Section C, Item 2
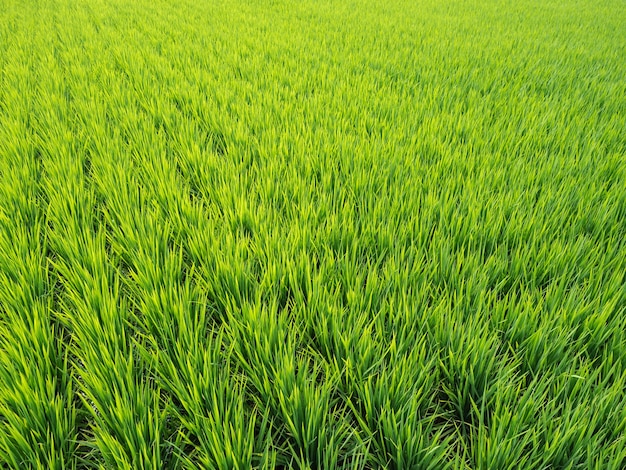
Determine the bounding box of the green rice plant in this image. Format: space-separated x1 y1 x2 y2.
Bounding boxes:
1 0 625 467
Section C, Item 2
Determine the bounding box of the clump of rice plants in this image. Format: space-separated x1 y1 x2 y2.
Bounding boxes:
1 0 625 468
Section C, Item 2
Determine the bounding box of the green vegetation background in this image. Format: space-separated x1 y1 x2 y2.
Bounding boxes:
0 0 625 468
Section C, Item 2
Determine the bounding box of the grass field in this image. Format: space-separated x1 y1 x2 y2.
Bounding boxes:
1 0 625 468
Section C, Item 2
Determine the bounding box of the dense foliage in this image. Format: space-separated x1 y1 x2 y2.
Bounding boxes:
1 0 625 468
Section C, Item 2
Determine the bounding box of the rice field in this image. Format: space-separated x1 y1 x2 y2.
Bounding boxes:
1 0 625 468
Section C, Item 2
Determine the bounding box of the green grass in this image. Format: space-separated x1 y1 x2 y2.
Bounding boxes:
1 0 625 468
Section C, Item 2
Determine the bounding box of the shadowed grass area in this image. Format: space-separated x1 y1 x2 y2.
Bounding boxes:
0 0 625 468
